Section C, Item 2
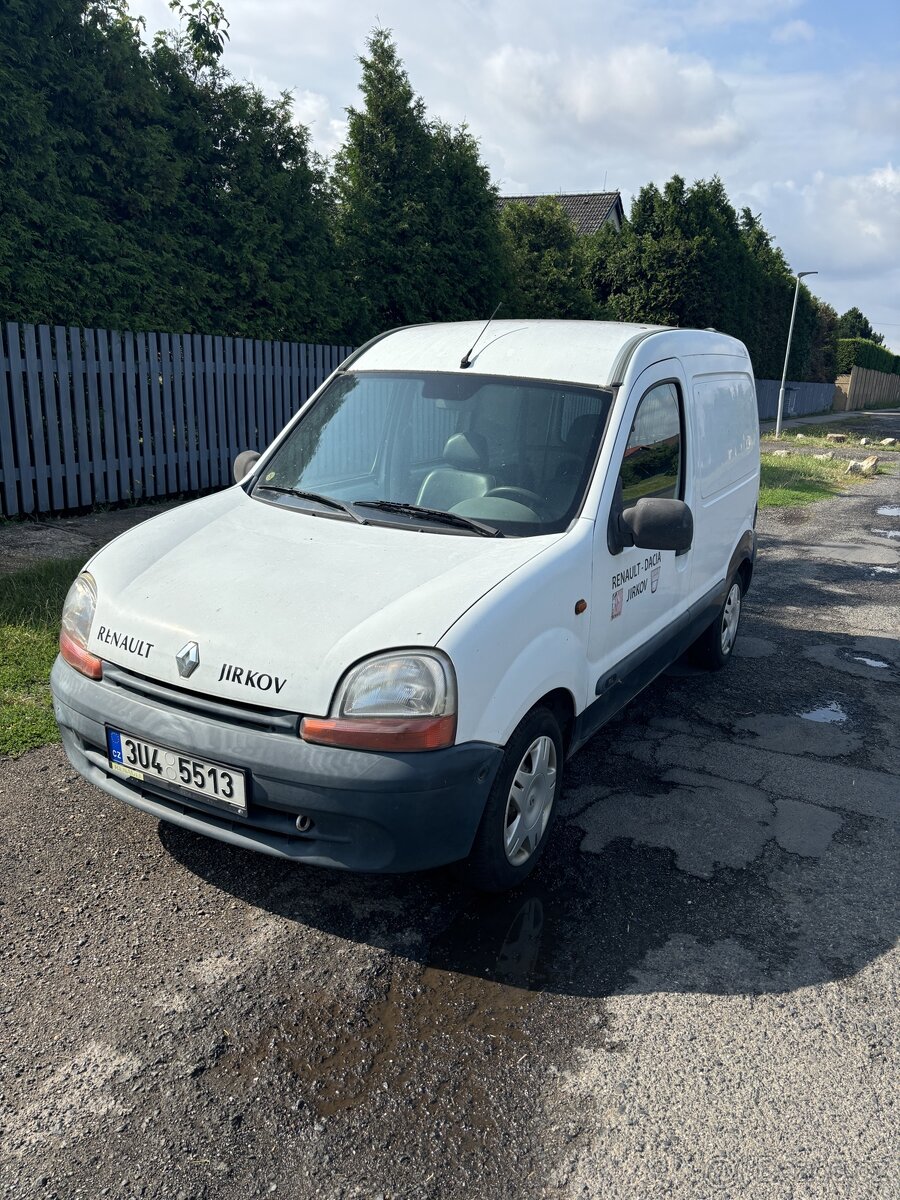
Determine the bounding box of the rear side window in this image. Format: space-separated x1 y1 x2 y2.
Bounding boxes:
620 382 682 503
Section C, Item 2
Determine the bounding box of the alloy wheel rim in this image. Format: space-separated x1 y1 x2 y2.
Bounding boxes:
721 582 742 654
503 735 557 866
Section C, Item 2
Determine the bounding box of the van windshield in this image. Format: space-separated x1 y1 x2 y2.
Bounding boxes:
252 371 614 537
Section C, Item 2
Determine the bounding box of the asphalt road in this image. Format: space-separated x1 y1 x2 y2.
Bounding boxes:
1 422 898 1200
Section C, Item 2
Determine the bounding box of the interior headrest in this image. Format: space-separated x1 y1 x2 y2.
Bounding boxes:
444 432 489 471
565 414 602 448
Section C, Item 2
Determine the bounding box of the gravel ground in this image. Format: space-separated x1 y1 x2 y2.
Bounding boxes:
1 417 898 1200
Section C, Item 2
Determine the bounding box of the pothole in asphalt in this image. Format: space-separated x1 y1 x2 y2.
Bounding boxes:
835 645 895 671
805 643 897 679
799 702 847 724
871 566 899 575
876 504 900 517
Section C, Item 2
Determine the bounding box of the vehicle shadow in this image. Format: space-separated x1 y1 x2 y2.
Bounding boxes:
160 603 899 1003
159 799 895 1000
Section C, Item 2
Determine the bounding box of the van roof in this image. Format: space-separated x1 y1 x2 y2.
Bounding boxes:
350 320 749 389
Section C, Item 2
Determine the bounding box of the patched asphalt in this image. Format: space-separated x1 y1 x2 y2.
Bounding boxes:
1 418 898 1200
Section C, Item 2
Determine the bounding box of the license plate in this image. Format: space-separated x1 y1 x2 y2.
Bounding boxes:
106 729 247 815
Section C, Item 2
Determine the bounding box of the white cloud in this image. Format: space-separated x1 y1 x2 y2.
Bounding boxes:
792 164 900 275
771 19 815 44
291 90 348 159
736 163 900 348
482 42 743 157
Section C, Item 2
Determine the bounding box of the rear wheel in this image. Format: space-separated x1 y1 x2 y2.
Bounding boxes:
465 706 563 892
691 575 743 670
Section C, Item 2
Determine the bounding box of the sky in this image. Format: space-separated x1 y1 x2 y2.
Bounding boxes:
134 0 900 351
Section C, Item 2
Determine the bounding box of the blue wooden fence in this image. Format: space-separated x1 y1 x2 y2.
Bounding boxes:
0 323 352 517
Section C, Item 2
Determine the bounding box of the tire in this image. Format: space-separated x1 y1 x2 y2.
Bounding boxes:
465 706 563 892
690 574 744 670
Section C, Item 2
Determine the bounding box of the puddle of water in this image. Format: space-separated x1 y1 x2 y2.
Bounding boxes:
799 702 848 724
852 656 890 669
876 505 900 518
871 566 899 575
872 528 900 540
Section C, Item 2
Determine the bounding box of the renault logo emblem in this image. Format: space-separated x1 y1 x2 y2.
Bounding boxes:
176 640 200 678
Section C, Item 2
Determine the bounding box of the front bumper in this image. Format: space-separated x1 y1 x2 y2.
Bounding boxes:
50 656 502 873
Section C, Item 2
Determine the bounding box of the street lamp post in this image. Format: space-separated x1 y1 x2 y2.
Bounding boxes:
775 269 818 439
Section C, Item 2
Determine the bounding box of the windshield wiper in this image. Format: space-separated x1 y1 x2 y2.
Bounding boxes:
355 500 503 538
254 485 366 524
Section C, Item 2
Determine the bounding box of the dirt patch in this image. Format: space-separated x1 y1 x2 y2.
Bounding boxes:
0 503 182 576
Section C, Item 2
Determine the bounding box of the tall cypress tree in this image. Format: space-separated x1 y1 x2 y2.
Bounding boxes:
333 30 435 340
333 29 508 341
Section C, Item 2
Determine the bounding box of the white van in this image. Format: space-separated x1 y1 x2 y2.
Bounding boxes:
52 320 759 890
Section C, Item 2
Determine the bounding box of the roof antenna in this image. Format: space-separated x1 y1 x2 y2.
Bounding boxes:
460 302 502 369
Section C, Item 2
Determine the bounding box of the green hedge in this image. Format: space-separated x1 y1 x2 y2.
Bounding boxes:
836 338 900 375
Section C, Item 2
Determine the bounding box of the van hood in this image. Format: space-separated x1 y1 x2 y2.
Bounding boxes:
86 488 556 714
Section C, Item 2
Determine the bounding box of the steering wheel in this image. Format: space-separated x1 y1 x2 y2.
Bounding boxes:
484 486 547 516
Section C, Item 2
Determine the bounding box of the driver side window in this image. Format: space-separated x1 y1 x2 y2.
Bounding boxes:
620 382 683 504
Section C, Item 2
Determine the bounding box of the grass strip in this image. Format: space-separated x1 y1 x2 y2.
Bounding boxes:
0 556 85 756
758 451 875 509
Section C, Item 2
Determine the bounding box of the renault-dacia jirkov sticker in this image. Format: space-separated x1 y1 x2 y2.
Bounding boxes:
610 552 663 618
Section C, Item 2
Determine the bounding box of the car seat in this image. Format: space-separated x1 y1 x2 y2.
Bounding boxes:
416 432 495 511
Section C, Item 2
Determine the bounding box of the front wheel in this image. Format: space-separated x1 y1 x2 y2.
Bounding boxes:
691 575 743 670
465 706 563 892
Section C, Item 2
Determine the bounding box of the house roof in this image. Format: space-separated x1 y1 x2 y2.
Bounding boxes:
498 191 624 235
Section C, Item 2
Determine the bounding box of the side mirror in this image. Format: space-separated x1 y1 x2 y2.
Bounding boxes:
620 498 693 553
608 477 693 554
233 450 261 484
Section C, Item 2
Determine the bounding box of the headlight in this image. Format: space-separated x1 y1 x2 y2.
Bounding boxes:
300 651 457 752
59 572 102 679
336 652 455 718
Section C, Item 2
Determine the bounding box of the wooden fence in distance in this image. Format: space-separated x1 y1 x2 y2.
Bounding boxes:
844 364 900 412
0 322 352 517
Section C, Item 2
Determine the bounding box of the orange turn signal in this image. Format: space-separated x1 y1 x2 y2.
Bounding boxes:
60 630 103 680
300 713 456 752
